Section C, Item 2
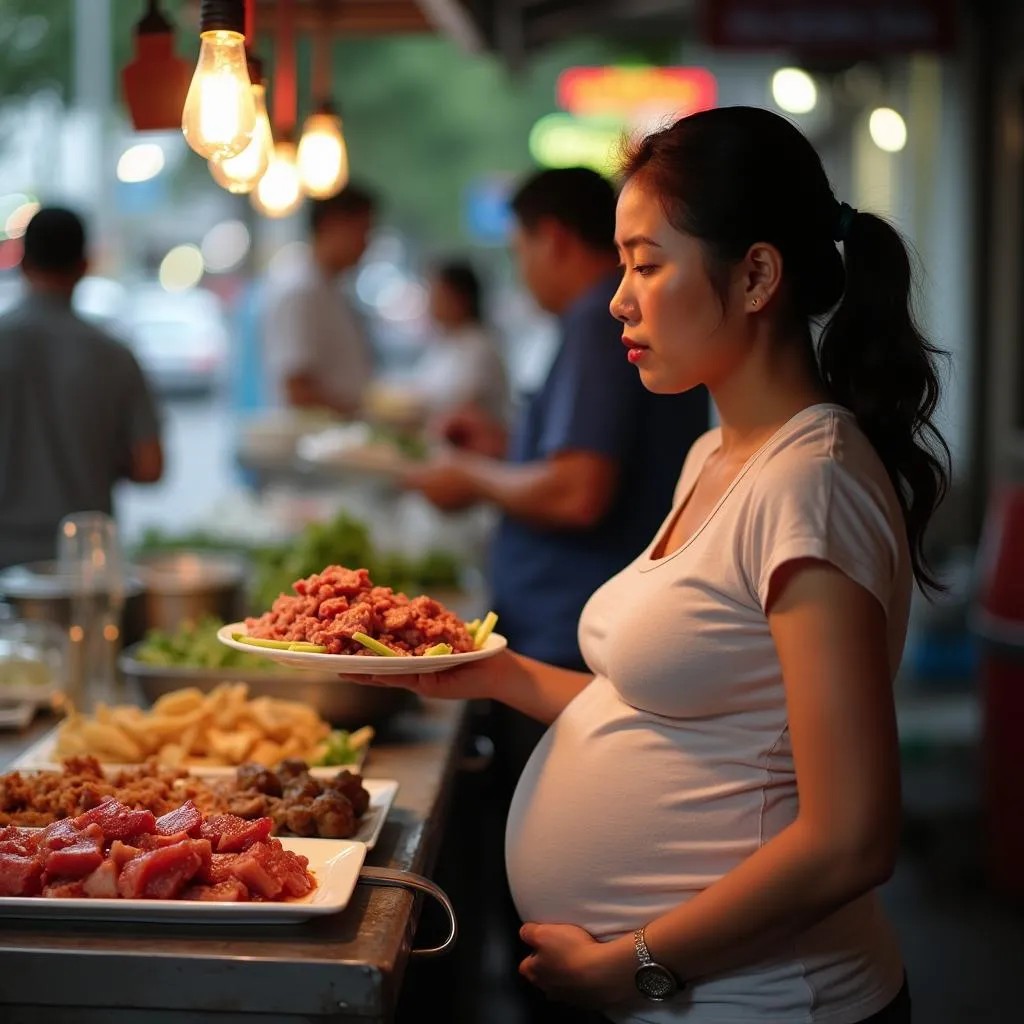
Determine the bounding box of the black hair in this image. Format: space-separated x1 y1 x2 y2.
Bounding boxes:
22 206 86 274
309 182 377 234
435 260 483 323
511 167 617 254
622 106 950 593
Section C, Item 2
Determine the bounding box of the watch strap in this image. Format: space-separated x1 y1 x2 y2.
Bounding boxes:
633 926 654 966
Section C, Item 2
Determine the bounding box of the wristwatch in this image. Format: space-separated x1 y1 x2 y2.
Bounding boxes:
633 927 681 1002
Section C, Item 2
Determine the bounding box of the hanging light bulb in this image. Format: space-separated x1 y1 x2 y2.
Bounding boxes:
251 139 303 218
297 102 349 199
181 1 256 159
209 56 273 194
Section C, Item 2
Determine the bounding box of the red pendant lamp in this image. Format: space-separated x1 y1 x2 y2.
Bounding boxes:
122 0 193 132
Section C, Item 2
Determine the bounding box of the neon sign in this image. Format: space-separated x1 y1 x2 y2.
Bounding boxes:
557 66 717 120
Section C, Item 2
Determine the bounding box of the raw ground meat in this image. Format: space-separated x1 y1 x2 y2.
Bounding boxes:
244 565 475 655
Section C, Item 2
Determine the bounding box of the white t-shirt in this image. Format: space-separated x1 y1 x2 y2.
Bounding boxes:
411 324 510 421
264 257 373 412
505 404 910 1024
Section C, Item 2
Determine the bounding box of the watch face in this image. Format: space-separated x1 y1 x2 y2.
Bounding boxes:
634 963 678 1001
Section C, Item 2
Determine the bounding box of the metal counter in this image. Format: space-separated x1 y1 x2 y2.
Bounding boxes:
0 700 469 1024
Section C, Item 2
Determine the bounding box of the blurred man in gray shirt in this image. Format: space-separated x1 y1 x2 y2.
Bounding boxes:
264 185 376 417
0 207 163 568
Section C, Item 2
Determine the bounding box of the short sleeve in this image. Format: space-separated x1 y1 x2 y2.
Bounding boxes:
120 348 161 446
537 304 639 460
745 454 901 615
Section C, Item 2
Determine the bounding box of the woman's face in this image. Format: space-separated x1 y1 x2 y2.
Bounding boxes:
610 179 749 395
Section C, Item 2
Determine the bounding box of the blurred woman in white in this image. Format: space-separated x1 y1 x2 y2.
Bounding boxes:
407 261 510 426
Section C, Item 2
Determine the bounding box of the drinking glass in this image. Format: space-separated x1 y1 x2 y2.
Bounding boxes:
56 511 126 710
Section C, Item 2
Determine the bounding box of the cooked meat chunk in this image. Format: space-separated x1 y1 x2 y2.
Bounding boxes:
235 764 282 797
273 759 310 782
284 804 318 837
326 771 370 818
310 793 356 839
282 775 322 803
226 793 270 819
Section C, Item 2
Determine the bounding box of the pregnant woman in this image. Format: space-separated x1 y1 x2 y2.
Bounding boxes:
366 107 946 1023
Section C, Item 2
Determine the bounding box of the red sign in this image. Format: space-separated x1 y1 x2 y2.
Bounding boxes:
702 0 956 53
557 67 717 119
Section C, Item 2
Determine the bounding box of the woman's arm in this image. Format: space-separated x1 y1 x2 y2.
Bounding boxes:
601 560 902 985
366 650 592 725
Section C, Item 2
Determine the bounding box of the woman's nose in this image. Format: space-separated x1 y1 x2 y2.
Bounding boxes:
610 286 637 325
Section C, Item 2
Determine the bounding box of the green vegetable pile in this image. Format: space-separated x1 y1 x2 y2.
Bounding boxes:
134 616 278 672
250 511 463 611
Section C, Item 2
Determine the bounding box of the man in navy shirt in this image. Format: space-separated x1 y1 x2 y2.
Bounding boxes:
409 167 708 670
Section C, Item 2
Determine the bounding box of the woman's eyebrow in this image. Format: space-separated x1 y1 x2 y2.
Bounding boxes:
616 235 662 251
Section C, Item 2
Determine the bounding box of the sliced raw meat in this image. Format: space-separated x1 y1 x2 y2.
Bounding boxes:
108 840 142 870
0 852 43 896
261 839 314 898
74 797 156 840
225 846 283 900
82 859 120 899
139 830 191 850
203 852 239 885
40 818 82 851
42 880 87 899
116 841 205 900
199 814 272 853
154 801 202 837
42 823 104 880
0 826 42 857
180 879 249 902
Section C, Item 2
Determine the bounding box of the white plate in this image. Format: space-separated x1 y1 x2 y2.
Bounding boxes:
0 838 366 924
350 778 398 850
8 724 367 776
218 623 507 675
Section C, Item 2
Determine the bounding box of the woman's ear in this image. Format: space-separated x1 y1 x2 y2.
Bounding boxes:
743 242 784 310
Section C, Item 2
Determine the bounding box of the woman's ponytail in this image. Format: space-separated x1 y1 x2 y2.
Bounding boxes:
818 210 951 593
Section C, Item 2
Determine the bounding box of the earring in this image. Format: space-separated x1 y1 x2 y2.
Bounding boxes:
751 297 760 308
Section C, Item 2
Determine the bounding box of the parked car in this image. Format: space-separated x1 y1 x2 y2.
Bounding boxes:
122 286 229 396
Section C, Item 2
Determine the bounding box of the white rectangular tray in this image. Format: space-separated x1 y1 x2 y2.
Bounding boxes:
9 724 367 776
0 838 366 924
351 778 398 850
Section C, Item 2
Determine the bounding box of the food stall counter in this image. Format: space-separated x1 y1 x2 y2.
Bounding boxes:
0 699 468 1024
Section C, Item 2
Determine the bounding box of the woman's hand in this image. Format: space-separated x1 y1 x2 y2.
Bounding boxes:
344 650 516 702
519 923 635 1010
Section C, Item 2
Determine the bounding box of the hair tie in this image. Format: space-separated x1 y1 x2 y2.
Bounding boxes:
834 201 857 242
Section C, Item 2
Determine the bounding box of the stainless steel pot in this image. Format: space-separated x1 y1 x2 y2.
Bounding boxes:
0 561 147 647
131 551 247 631
118 645 416 727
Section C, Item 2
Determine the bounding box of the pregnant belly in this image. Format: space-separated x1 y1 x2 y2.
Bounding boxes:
505 677 775 939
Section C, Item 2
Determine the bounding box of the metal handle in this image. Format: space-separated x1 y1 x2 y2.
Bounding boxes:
357 866 457 957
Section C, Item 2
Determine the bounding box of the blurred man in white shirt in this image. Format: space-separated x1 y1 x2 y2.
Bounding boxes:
264 185 377 417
